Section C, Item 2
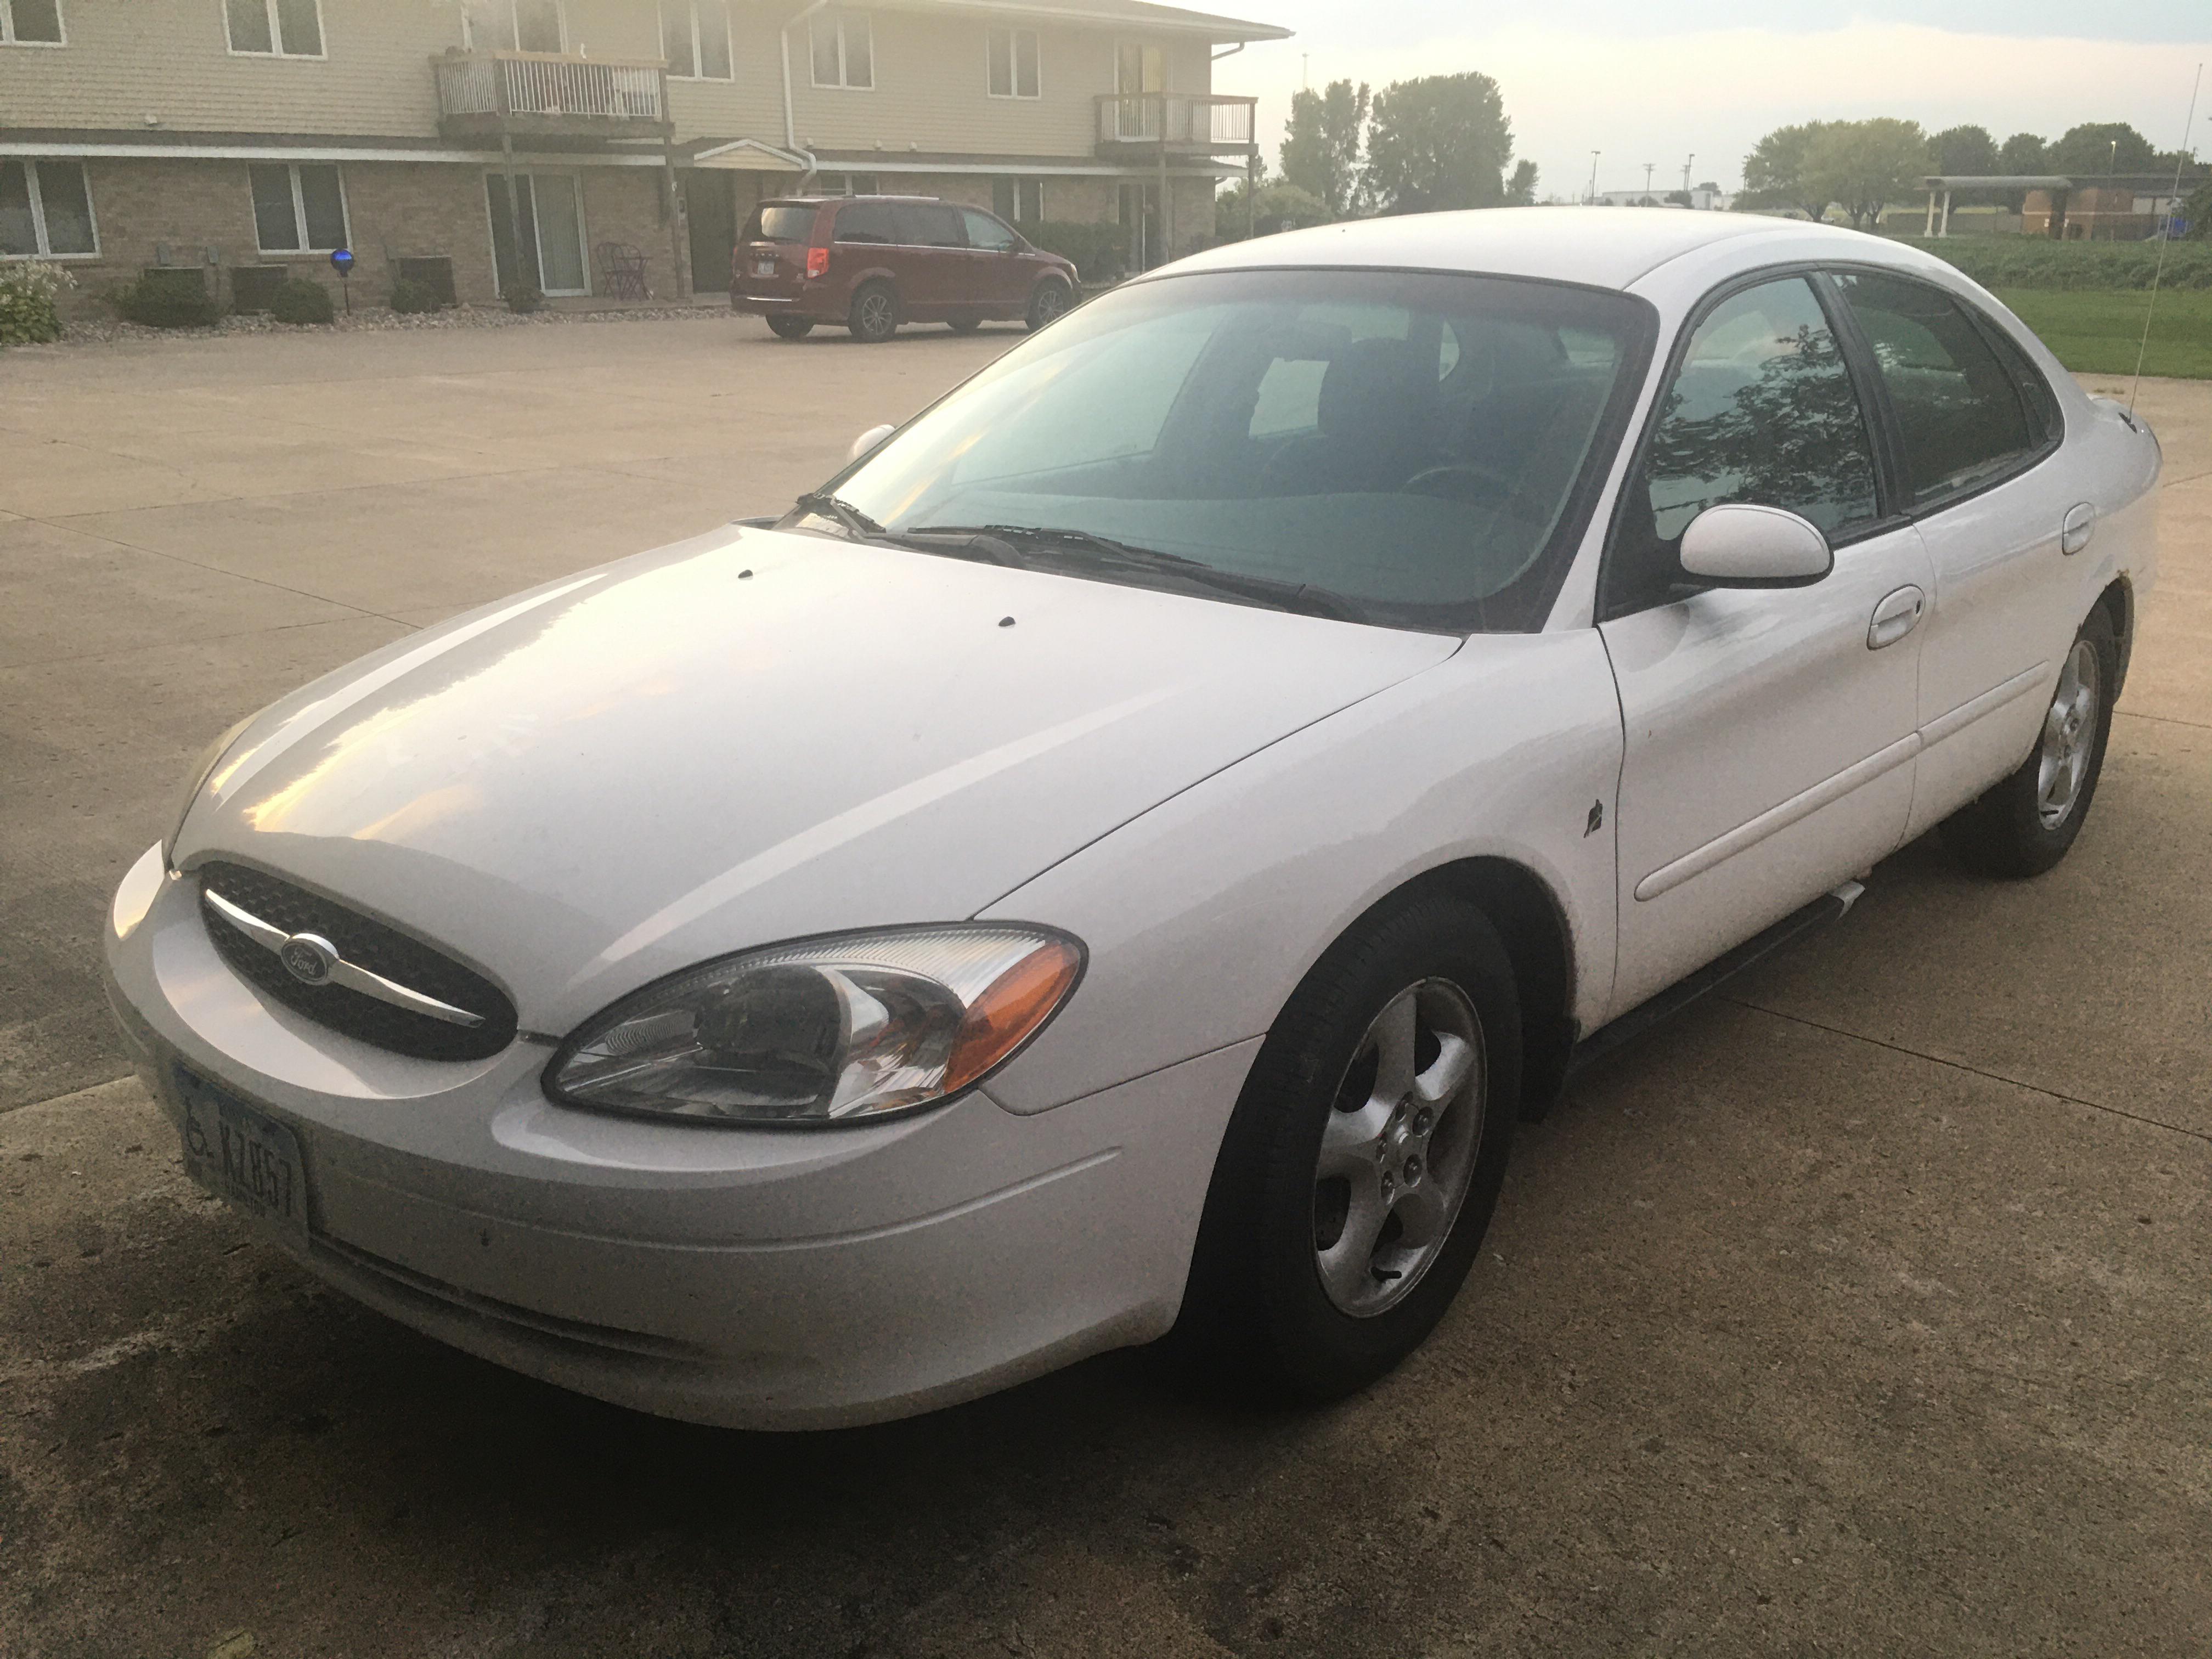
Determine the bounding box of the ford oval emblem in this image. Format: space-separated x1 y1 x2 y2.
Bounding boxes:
278 933 339 986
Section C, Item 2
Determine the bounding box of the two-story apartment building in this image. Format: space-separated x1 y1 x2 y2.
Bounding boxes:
1 0 1286 311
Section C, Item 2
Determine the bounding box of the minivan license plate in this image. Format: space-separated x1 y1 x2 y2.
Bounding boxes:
175 1067 310 1247
753 259 777 276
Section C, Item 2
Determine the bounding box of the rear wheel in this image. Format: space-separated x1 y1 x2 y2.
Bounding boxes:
765 315 814 341
848 282 898 344
1025 279 1073 332
1940 606 2118 878
1176 894 1521 1403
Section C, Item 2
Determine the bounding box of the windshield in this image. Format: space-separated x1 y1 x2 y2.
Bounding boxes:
828 268 1655 631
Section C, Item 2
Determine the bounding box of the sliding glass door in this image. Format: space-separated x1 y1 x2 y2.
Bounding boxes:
486 172 588 296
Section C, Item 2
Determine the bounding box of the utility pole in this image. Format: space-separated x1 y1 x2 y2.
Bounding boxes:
1301 53 1308 89
1587 150 1600 204
1642 162 1654 198
1683 153 1695 195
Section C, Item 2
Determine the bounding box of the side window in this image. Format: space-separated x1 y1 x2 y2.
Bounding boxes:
832 202 896 244
959 208 1017 252
894 204 965 247
1832 272 2037 505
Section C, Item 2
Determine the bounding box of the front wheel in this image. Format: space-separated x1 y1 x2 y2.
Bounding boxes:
847 282 898 343
1176 894 1522 1404
1940 605 2118 878
765 314 814 341
1025 279 1072 332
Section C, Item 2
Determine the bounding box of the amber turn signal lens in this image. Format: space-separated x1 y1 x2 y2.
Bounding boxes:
945 939 1083 1092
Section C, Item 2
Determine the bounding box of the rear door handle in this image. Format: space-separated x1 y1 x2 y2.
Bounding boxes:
1869 584 1927 650
2062 503 2095 555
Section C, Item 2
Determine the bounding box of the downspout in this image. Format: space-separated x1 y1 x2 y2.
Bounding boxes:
780 0 831 188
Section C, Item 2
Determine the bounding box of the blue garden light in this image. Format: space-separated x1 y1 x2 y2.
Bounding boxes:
330 246 354 314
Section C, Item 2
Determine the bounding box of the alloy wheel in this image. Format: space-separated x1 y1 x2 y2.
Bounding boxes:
2036 639 2101 829
1311 978 1486 1317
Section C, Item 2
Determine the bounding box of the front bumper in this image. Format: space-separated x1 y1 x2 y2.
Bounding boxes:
104 844 1258 1429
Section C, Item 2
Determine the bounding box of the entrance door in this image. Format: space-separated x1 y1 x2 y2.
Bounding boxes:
684 173 737 295
1599 273 1933 1016
486 172 588 296
1118 180 1160 271
1115 42 1164 138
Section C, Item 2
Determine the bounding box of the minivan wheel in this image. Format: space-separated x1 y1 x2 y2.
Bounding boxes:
1939 605 2118 879
765 315 814 340
1175 894 1522 1404
848 283 899 343
1025 279 1072 332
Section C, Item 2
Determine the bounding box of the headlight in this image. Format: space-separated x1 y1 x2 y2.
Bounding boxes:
544 926 1084 1126
163 714 257 865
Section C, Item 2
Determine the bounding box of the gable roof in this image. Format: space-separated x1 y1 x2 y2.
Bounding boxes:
866 0 1293 42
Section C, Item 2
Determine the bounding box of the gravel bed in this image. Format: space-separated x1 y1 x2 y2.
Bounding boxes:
52 303 737 347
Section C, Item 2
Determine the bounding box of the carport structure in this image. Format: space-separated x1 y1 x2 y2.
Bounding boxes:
1919 174 2070 236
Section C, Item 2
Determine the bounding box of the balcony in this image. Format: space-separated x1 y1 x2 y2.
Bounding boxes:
433 51 671 143
1094 93 1258 160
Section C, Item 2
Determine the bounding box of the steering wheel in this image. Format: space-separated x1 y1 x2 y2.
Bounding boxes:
1398 462 1548 524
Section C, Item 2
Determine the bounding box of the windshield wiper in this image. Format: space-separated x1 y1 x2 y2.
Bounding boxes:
791 493 885 541
909 524 1357 622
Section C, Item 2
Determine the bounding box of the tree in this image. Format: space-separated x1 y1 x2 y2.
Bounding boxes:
1741 122 1832 222
2183 178 2212 241
1997 132 2049 173
1279 79 1369 219
1217 178 1330 236
1802 117 1928 230
1505 159 1538 206
1929 123 1998 177
1666 189 1694 207
2049 122 2158 175
1362 72 1516 215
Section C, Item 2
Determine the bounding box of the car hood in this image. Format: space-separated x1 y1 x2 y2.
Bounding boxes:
177 527 1459 1034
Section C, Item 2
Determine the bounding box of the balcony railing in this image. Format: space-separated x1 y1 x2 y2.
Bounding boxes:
433 51 669 138
1094 93 1258 155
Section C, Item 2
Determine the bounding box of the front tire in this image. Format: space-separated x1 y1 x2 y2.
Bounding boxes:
765 314 814 341
1940 605 2118 878
847 281 898 343
1025 279 1072 332
1176 894 1522 1404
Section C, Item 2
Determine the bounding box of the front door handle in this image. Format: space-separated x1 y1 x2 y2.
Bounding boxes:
2062 503 2096 555
1869 584 1927 650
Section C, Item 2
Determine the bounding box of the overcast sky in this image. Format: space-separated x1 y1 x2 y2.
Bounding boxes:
1221 2 2211 198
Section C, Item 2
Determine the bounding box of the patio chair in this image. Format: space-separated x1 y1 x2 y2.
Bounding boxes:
595 242 650 301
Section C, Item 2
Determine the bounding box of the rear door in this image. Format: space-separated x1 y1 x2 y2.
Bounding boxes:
956 207 1032 314
1600 272 1934 1017
736 201 820 302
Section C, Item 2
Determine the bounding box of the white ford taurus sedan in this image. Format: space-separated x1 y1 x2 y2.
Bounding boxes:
105 209 2160 1429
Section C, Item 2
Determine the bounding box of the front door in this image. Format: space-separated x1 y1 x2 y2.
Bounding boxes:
486 172 587 296
1119 180 1160 271
955 207 1030 312
684 172 737 295
1600 272 1934 1016
1115 42 1164 138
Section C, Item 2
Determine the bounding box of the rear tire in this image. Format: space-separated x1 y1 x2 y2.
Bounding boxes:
847 282 898 343
1025 279 1073 332
765 315 814 341
1940 605 2118 879
1175 893 1521 1404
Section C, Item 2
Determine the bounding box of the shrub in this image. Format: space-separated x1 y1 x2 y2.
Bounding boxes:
505 282 545 314
268 277 335 324
111 270 223 329
1019 221 1130 284
0 260 74 346
1888 235 2212 291
388 276 442 314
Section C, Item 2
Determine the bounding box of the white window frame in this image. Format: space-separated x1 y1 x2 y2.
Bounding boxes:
809 11 871 91
461 0 565 52
994 176 1045 221
225 0 327 59
1 158 99 259
660 0 731 80
482 170 590 298
984 26 1039 99
251 161 350 255
0 0 67 47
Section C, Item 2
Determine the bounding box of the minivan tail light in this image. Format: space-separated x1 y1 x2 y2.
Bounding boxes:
805 247 830 279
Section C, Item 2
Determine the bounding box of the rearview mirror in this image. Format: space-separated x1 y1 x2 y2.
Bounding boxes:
849 424 896 464
1679 504 1832 588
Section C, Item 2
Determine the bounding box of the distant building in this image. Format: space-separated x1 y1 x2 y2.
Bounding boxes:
1922 173 2206 240
1589 186 1734 211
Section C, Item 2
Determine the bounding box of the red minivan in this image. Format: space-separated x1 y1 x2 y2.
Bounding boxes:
731 195 1080 343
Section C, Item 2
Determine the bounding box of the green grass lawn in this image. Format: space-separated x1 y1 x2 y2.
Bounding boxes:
1995 287 2212 380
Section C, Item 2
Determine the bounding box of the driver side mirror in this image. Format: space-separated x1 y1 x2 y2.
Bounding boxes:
849 423 896 464
1678 503 1833 588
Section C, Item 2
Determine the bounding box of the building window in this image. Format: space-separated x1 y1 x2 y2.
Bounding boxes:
225 0 324 58
250 162 349 253
818 172 878 196
809 11 871 89
0 159 96 256
985 27 1038 98
992 177 1045 222
0 0 65 46
462 0 562 53
662 0 730 78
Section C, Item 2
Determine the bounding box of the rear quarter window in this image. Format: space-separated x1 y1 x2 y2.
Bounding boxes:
748 205 819 243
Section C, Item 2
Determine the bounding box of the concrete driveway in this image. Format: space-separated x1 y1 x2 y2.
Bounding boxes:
2 320 2207 1658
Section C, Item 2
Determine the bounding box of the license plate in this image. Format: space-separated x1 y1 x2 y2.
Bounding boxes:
175 1066 311 1247
753 259 777 276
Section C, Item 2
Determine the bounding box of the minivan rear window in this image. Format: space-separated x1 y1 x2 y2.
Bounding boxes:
749 205 817 244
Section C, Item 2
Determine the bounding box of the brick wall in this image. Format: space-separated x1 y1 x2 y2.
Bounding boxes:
343 162 500 304
578 168 687 300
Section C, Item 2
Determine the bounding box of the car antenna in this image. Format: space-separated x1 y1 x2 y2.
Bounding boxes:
2130 60 2203 418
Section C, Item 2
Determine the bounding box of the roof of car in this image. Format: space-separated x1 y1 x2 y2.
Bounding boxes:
1169 206 1923 292
763 195 945 207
